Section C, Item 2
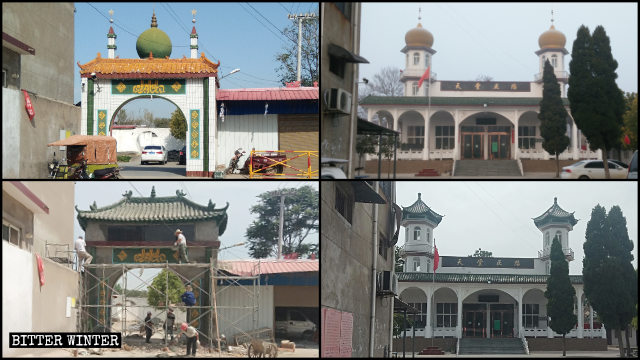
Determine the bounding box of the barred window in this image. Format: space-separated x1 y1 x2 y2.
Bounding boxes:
378 232 388 260
408 302 428 329
414 227 421 241
436 303 458 328
523 304 540 328
413 257 421 272
518 126 537 149
407 126 424 146
435 126 455 150
335 186 353 224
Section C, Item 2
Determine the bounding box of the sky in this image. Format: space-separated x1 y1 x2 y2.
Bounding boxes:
74 2 318 118
74 181 318 289
360 2 638 94
396 181 638 276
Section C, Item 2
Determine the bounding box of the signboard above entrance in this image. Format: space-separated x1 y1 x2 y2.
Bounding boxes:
112 248 181 264
111 79 186 95
440 81 531 92
441 256 534 269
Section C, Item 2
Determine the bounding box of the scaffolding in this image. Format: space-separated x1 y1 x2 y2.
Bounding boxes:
78 259 265 355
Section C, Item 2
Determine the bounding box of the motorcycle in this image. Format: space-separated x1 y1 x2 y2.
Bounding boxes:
68 159 91 179
48 157 61 179
225 149 246 174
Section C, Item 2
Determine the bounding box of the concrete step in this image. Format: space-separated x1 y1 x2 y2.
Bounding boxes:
454 160 521 176
458 338 526 355
415 168 440 176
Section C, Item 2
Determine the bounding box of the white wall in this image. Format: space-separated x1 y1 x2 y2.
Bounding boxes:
2 242 34 357
2 88 21 178
215 114 278 169
216 284 274 341
111 128 185 153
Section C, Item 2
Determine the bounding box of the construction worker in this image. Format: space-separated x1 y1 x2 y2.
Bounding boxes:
163 307 176 343
174 229 189 263
75 236 92 273
177 322 199 356
144 312 153 343
181 284 196 324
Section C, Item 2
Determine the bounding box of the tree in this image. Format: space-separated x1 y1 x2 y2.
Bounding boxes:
246 186 318 259
147 269 186 310
275 14 318 87
475 74 493 82
539 60 570 177
583 205 637 358
395 247 405 273
366 66 404 96
568 25 624 178
169 109 187 141
621 92 637 150
153 117 170 128
115 109 128 125
544 235 577 357
355 134 378 175
470 248 493 257
393 313 414 338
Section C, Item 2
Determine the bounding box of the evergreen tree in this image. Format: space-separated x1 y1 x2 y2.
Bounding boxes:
583 205 636 357
622 93 637 150
545 235 577 356
169 109 187 141
147 269 186 310
539 60 570 177
568 26 624 178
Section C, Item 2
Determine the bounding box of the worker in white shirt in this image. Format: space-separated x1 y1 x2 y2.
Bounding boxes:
75 235 93 273
174 229 189 263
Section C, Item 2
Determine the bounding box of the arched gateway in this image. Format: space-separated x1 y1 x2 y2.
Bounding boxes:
75 187 228 345
78 11 220 176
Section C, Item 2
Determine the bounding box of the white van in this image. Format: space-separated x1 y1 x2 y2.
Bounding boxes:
275 308 316 339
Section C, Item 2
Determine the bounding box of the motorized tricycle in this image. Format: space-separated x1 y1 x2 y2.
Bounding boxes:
225 148 286 175
47 135 120 179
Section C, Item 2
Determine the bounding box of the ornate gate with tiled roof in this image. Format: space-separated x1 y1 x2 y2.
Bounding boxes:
77 11 221 177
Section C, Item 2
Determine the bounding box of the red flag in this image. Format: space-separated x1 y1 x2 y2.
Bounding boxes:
36 254 45 286
22 90 35 121
433 244 439 272
624 134 630 145
418 66 430 88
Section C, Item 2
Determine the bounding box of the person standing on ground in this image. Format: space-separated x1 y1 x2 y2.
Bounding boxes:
163 307 176 343
75 236 93 273
177 322 199 356
144 311 153 343
174 229 189 263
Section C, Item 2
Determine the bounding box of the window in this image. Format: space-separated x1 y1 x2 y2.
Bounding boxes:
412 82 419 95
2 222 22 249
407 303 428 329
518 126 537 149
426 228 430 242
435 126 455 150
407 126 424 146
335 186 353 224
329 55 345 78
413 257 420 272
414 227 421 241
436 303 458 328
333 3 352 20
425 54 430 68
378 232 388 260
545 232 549 247
523 304 540 328
413 52 420 65
551 55 557 68
555 231 562 244
584 161 604 169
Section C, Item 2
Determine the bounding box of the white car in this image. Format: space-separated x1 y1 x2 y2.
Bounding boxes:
321 157 348 179
141 145 168 165
560 160 628 179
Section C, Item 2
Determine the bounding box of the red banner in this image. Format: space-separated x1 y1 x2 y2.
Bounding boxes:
22 90 35 121
433 245 440 272
36 254 45 286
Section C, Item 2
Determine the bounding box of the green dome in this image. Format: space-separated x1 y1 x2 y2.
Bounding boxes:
136 11 172 59
136 28 172 59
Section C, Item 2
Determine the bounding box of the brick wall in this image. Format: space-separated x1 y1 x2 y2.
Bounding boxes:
392 337 457 354
526 337 607 351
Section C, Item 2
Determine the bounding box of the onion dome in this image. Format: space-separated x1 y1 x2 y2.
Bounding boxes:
538 24 566 49
405 23 434 48
402 192 443 226
532 197 577 228
136 11 172 59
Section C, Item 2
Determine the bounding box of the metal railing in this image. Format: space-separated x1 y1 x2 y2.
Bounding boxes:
248 150 318 179
45 241 77 269
534 71 569 81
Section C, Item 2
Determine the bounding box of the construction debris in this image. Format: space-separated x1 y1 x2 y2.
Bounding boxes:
280 340 296 352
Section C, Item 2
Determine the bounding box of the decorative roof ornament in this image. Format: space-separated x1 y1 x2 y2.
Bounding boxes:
109 9 114 24
176 189 187 197
90 201 98 211
123 190 133 200
551 9 554 25
192 9 197 24
418 6 422 23
150 186 156 198
151 9 158 28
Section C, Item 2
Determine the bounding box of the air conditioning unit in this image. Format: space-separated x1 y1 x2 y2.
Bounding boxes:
325 88 352 114
377 270 398 296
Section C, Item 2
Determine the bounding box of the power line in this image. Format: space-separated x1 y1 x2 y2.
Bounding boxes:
237 3 291 46
245 2 296 45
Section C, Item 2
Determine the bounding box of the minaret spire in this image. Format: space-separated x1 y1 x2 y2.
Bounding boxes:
418 6 422 23
107 9 117 59
151 10 158 28
190 9 199 59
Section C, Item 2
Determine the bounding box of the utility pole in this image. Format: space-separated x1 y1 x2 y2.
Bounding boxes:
287 12 316 82
275 189 297 259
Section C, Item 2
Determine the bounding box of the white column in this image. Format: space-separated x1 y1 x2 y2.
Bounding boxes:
426 291 433 338
577 290 584 338
518 292 524 338
589 305 594 338
513 110 519 160
422 110 430 160
392 109 400 132
571 118 578 159
456 295 463 339
453 111 460 160
486 303 490 338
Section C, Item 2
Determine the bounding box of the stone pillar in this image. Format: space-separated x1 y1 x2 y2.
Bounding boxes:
571 118 578 159
393 109 400 132
422 110 430 160
426 291 433 338
453 111 460 160
456 296 463 339
518 292 524 338
513 110 519 160
577 290 584 338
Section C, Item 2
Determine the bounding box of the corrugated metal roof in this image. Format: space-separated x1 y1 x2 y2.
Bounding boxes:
532 197 577 228
398 272 583 284
77 53 220 79
217 88 319 101
218 259 318 276
360 95 570 106
76 192 228 232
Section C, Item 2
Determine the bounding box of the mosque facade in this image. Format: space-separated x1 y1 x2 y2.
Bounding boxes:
396 193 606 341
360 14 602 162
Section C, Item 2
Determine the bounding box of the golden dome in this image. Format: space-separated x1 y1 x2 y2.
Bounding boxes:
538 24 566 49
405 23 434 48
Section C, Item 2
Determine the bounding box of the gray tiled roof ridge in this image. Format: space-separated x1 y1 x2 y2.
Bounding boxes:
76 195 229 215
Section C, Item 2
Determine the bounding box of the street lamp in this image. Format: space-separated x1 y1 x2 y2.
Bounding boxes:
219 68 240 80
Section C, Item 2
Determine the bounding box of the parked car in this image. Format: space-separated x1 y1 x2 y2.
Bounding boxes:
141 145 167 165
608 159 628 169
560 160 628 179
628 150 638 179
275 308 316 340
321 158 347 179
178 146 186 165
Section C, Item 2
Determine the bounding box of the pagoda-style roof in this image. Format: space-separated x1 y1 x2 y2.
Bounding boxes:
76 188 228 234
77 52 220 79
399 272 584 284
532 197 577 228
402 192 443 225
